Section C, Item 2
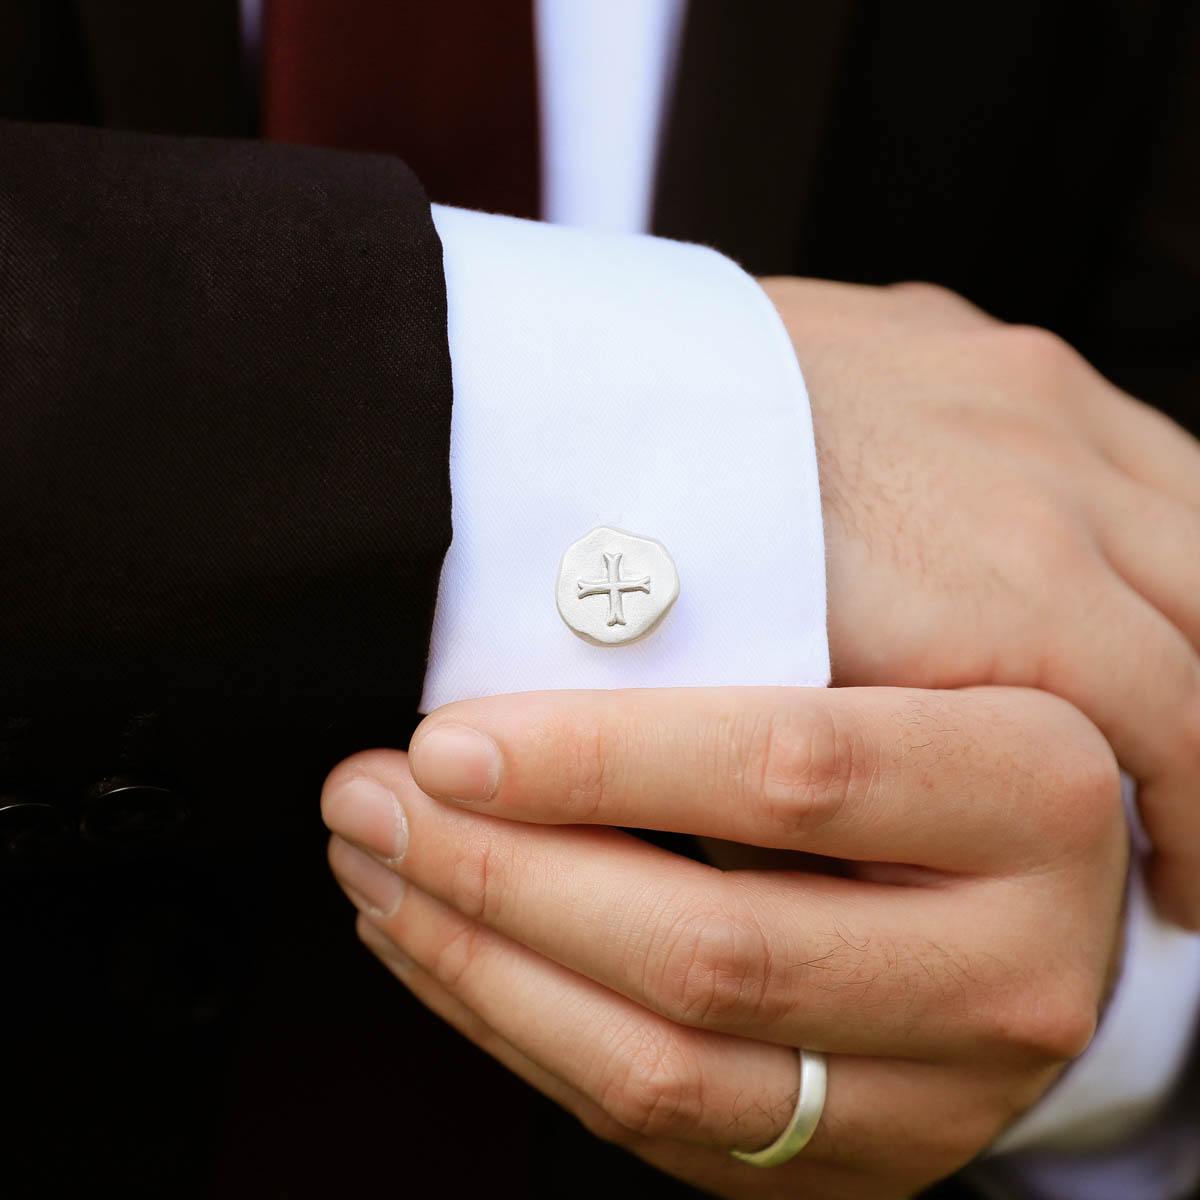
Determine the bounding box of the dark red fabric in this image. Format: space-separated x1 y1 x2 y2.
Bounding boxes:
261 0 540 218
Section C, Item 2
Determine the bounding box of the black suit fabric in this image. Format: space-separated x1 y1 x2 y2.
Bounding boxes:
1 119 452 829
656 0 1200 438
1 41 458 1198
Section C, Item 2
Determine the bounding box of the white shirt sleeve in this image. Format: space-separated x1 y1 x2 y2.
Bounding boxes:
419 204 829 709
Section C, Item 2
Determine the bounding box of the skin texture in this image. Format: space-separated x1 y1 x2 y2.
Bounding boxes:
759 278 1200 926
322 281 1197 1192
323 685 1127 1200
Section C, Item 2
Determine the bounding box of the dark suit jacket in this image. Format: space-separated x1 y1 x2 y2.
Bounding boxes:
2 3 1197 1197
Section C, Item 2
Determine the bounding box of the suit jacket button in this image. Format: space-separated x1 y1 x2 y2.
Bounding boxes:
0 799 76 861
81 781 189 846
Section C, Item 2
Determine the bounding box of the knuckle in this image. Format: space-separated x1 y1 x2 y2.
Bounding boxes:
995 324 1097 406
1014 490 1085 556
1027 698 1122 845
890 281 994 326
1060 740 1123 841
1045 990 1101 1062
989 972 1099 1064
889 279 961 308
1001 323 1078 373
748 705 867 842
649 898 774 1030
446 830 507 924
542 710 610 821
991 489 1093 589
426 915 490 993
597 1024 704 1141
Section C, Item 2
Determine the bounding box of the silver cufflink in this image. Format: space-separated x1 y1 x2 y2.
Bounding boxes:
556 526 679 646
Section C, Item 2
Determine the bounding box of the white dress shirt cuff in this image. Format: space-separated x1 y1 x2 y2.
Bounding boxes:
421 205 829 710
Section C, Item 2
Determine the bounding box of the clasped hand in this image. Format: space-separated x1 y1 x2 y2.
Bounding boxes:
323 685 1126 1199
322 277 1200 1195
764 278 1200 925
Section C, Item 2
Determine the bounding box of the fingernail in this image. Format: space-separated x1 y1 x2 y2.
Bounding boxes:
337 841 407 917
411 724 500 803
324 777 408 860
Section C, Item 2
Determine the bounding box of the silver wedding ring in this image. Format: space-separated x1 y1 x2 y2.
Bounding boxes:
730 1049 827 1168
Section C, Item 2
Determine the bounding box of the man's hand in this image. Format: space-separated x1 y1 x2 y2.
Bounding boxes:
322 686 1127 1199
760 278 1200 926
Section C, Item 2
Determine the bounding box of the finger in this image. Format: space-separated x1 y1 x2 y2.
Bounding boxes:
1080 470 1200 649
340 862 1031 1192
406 686 1082 872
329 838 805 1156
324 765 1075 1059
1031 577 1200 926
1090 389 1200 511
353 914 899 1200
354 914 614 1133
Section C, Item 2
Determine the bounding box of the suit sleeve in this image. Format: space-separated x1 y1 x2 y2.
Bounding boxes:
0 119 452 842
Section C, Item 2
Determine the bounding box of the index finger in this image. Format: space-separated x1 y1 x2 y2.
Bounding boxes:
408 685 1116 873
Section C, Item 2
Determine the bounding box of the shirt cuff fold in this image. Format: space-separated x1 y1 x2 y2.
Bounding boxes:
421 205 829 710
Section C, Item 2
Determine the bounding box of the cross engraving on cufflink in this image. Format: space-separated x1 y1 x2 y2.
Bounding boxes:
576 552 651 626
557 527 678 646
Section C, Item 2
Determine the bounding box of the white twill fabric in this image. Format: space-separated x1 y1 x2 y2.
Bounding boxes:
420 204 830 709
536 0 686 234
